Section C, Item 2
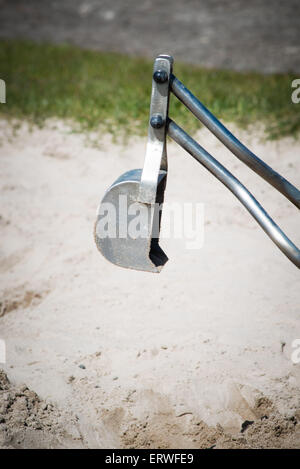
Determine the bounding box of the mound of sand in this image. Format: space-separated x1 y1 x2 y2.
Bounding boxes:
1 369 299 449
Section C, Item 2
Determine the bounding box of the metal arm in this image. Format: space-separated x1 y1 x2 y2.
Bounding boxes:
168 119 300 268
138 55 173 204
170 75 300 209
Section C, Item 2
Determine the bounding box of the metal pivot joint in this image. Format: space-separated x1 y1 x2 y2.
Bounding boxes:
95 55 300 272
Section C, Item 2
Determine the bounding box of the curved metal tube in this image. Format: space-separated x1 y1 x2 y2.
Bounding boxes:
170 75 300 209
168 119 300 268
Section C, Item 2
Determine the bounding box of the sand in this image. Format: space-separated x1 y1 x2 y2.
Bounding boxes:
0 119 299 448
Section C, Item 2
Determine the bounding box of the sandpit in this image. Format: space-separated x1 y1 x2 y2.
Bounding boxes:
0 120 299 448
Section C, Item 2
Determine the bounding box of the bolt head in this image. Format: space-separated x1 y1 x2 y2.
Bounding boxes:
150 114 164 129
153 70 168 84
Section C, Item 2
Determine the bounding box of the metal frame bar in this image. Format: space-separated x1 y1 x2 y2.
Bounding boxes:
168 119 300 268
170 75 300 209
138 55 173 204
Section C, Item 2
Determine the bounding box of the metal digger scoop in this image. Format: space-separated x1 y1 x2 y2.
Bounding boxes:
95 55 300 272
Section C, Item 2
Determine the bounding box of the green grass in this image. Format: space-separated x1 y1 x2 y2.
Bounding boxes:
0 40 299 139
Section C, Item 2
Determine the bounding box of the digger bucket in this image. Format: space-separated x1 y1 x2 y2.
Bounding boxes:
94 168 167 272
95 55 300 272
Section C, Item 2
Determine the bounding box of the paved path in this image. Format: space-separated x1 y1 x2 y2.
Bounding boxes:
1 0 300 73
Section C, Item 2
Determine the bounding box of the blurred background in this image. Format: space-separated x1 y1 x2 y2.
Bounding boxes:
1 0 300 73
1 0 300 138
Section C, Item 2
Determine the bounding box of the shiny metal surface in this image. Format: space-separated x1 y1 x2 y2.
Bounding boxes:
138 55 173 204
168 119 300 268
94 169 168 272
170 74 300 209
